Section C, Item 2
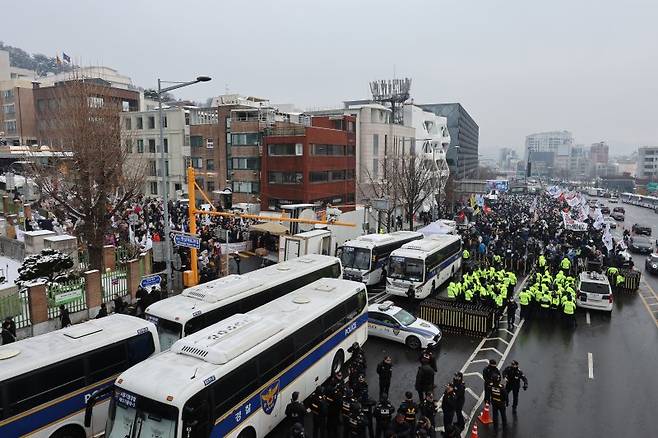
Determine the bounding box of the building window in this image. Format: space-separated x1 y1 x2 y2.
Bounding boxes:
149 182 158 195
232 157 260 170
124 138 133 153
37 99 46 112
268 143 303 156
309 171 329 183
136 117 143 129
232 181 260 193
185 112 190 125
373 134 379 155
268 172 303 184
137 139 144 153
191 135 203 148
174 183 182 192
162 116 167 128
206 159 215 170
165 160 169 176
4 120 17 133
148 139 156 153
184 135 190 147
163 138 168 153
206 181 215 192
206 138 214 149
226 133 232 144
124 117 132 130
372 158 379 178
231 132 260 145
346 169 355 180
311 144 355 156
330 170 346 181
191 157 203 169
148 160 157 176
148 116 155 129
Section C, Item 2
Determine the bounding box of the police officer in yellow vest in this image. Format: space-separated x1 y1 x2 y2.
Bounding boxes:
560 257 571 273
563 299 576 328
519 289 530 320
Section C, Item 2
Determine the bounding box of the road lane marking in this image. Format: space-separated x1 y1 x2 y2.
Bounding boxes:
586 311 591 325
588 352 594 379
485 337 510 345
638 281 658 329
480 347 504 356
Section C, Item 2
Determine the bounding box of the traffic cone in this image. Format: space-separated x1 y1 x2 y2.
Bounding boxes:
478 402 493 424
470 423 479 438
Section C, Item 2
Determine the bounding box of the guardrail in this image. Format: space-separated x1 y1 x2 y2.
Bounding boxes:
606 268 641 291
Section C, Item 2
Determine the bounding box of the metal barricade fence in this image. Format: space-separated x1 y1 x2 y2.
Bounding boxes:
418 298 497 337
0 288 31 329
47 278 87 319
606 268 641 292
102 268 129 303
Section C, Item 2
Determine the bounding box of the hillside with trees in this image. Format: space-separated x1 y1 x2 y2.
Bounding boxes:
0 41 72 76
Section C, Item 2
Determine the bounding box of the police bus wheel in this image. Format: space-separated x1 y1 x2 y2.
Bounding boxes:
331 349 345 374
52 425 85 438
237 427 257 438
405 336 421 350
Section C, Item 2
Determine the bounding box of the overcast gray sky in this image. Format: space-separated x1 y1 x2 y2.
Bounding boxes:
3 0 657 155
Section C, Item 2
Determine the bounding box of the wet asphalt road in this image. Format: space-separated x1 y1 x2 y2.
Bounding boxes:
269 199 658 438
474 199 658 438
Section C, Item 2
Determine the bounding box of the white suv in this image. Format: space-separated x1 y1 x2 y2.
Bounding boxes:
576 271 613 312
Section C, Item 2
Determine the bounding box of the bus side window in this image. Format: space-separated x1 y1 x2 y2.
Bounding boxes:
127 333 156 366
88 343 127 382
331 262 341 278
183 389 212 437
213 359 259 421
185 316 203 336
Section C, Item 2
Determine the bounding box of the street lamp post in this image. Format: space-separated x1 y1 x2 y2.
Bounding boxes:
157 76 211 295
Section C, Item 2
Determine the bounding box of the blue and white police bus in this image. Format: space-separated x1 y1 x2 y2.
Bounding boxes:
0 314 159 438
145 254 342 349
386 235 462 299
98 278 367 438
338 231 423 286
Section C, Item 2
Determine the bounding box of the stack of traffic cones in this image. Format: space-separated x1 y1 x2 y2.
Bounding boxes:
478 402 493 424
470 423 479 438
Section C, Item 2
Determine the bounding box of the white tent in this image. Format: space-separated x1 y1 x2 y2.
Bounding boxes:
418 220 454 237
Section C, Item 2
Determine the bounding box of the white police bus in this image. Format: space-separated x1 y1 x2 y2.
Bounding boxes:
0 314 159 438
338 231 423 285
99 277 367 438
386 235 462 299
145 254 342 349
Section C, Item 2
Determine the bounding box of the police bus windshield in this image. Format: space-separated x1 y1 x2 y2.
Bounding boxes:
388 256 424 282
339 246 371 270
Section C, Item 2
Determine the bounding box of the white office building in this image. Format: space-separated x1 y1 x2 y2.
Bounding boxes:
637 147 658 179
122 107 191 199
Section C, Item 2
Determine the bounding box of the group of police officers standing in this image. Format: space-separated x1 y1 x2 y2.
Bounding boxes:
285 342 529 438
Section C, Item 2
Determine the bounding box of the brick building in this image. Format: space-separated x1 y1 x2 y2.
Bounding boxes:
34 78 139 146
261 115 356 211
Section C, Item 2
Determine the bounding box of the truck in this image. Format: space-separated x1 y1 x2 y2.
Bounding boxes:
278 228 335 262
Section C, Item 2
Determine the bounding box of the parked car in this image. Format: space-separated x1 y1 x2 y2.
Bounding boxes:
632 223 652 236
613 206 625 214
611 211 625 221
645 253 658 275
609 196 619 203
603 217 617 229
629 236 653 254
601 206 611 215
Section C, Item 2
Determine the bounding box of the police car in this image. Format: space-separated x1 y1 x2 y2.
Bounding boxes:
367 301 442 349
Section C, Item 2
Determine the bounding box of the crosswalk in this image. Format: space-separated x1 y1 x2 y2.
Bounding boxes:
638 279 658 329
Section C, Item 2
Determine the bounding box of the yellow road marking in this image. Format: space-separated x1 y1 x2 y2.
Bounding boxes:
638 280 658 329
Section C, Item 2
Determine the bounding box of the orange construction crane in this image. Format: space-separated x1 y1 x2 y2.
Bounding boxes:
184 167 355 286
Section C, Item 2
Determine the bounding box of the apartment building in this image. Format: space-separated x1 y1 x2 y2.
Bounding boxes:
261 115 357 211
637 147 658 179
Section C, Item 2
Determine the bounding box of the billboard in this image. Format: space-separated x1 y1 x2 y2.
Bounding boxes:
486 179 509 193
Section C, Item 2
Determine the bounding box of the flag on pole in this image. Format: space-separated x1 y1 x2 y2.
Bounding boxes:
62 52 71 63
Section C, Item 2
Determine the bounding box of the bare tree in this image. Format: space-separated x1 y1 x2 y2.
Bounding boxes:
357 159 401 232
29 79 145 270
391 154 436 230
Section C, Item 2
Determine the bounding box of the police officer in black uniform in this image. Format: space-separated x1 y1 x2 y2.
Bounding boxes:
342 387 357 438
308 387 328 438
419 391 438 428
325 371 343 438
452 372 466 430
482 359 501 402
376 356 393 399
489 374 508 432
285 391 307 431
348 402 368 438
398 391 417 435
373 393 394 438
502 360 528 413
353 374 369 403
